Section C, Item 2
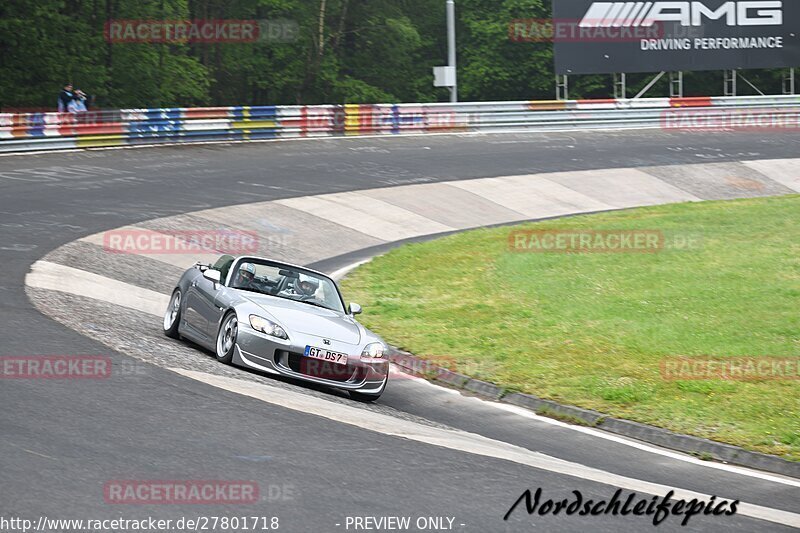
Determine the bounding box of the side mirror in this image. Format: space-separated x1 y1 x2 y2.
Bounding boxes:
203 269 222 284
349 303 362 315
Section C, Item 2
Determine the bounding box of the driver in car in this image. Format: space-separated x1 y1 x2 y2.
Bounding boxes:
232 262 257 288
297 279 319 299
279 277 319 300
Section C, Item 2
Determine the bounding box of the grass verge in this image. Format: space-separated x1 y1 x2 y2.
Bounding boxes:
341 196 800 460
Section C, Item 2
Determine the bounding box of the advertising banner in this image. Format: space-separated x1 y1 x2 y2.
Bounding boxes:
553 1 800 74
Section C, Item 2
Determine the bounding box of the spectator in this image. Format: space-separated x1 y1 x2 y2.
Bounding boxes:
58 83 74 112
68 90 88 112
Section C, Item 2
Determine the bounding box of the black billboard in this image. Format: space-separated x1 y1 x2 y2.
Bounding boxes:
553 0 800 74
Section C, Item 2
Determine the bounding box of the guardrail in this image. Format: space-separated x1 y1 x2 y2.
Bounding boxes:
2 95 799 153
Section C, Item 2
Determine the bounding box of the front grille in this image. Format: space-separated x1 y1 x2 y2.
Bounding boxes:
283 351 362 383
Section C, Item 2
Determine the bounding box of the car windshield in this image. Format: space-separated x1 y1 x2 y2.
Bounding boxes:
228 259 345 313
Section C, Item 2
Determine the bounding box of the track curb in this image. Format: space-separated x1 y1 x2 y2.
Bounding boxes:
387 348 800 479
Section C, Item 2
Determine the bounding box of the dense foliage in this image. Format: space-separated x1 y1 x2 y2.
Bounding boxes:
0 0 790 109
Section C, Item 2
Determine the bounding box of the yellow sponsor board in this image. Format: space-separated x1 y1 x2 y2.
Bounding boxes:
232 120 277 129
76 134 127 148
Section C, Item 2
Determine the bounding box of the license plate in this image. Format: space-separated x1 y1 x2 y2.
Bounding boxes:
304 346 348 366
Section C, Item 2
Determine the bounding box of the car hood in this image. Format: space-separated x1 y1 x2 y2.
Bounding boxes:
241 293 361 345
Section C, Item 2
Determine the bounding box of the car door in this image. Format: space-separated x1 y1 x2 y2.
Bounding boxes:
184 274 223 345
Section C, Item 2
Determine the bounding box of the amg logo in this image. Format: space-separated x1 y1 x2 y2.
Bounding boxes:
580 1 783 27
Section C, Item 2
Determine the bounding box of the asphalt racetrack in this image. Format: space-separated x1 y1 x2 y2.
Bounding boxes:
2 130 799 532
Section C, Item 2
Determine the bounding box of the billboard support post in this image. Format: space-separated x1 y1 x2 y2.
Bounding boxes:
724 70 737 97
446 0 457 103
614 73 626 99
784 68 796 95
738 73 766 96
433 0 457 102
556 75 568 100
670 72 684 98
634 72 666 99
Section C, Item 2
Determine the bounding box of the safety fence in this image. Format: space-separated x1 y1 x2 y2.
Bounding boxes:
2 95 799 153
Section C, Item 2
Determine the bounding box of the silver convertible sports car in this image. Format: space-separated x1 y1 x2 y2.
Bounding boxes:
162 255 389 401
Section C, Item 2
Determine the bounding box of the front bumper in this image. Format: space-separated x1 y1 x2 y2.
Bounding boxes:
233 325 389 395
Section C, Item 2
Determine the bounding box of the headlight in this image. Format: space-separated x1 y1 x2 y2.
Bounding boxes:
361 342 386 359
249 315 289 340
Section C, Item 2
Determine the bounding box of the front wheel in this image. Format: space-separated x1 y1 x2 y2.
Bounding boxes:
163 289 182 339
215 312 238 364
349 379 387 402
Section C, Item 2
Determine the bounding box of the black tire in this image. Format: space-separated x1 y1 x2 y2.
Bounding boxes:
215 312 238 364
348 379 387 402
348 391 382 403
163 289 182 339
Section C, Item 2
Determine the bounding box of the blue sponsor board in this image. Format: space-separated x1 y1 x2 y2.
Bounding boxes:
231 106 278 121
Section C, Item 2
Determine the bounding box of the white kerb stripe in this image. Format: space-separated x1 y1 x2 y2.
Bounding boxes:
26 261 168 317
398 369 800 489
22 257 800 491
276 192 454 242
23 260 800 525
171 369 800 529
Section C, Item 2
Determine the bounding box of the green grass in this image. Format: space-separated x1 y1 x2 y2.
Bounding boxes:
341 196 800 460
534 407 595 427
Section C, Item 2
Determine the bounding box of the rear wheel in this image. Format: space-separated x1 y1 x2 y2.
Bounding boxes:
215 312 238 364
163 289 182 339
